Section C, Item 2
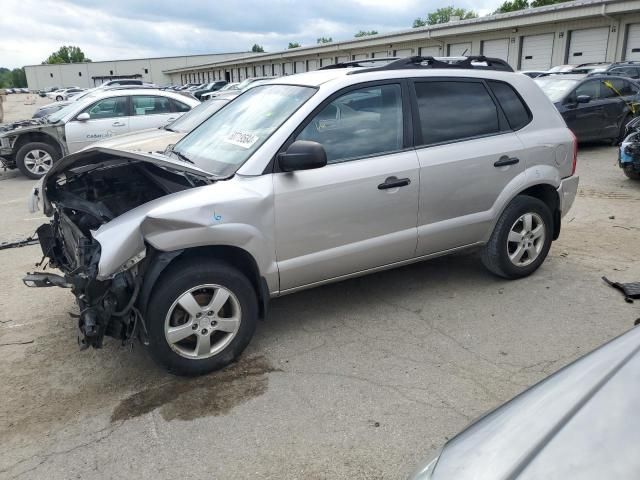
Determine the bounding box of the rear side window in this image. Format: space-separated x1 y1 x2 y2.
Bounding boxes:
171 99 191 112
414 81 500 145
132 95 171 115
488 81 531 130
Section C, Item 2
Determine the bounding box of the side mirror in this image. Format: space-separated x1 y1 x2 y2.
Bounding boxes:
278 140 327 172
576 95 591 104
76 112 90 121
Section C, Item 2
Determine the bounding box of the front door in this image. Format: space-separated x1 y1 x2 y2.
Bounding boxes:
273 83 420 291
65 96 130 152
563 79 607 141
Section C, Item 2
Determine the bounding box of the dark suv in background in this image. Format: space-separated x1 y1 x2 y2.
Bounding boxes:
191 81 228 99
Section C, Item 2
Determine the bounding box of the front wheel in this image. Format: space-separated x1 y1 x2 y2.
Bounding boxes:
146 259 258 376
15 142 60 179
623 165 640 180
481 195 553 279
56 95 63 101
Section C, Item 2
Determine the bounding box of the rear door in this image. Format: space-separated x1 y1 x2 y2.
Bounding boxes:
411 78 526 255
273 82 420 291
65 96 131 152
128 95 181 132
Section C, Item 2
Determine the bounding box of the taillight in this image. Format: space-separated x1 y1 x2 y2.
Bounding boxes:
570 130 578 176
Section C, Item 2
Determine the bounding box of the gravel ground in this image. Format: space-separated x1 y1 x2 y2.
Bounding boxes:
0 95 639 480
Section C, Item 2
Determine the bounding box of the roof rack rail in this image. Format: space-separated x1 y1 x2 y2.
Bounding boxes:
575 61 610 68
318 57 400 70
342 55 514 74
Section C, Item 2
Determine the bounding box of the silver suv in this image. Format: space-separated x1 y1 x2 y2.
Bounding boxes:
25 57 579 376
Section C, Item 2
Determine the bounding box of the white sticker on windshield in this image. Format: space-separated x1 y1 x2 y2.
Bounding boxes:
223 131 259 149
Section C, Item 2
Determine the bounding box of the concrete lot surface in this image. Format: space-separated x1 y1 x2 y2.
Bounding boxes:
1 96 639 479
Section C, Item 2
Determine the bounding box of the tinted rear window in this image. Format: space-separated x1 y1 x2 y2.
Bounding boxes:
414 81 500 145
488 81 531 130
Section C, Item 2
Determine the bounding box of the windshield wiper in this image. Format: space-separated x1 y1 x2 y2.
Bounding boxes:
171 149 194 164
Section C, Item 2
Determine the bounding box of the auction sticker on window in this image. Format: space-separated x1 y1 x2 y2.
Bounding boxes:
223 131 259 149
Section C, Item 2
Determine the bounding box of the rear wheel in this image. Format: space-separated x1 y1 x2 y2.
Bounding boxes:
481 195 553 279
15 142 60 179
56 95 63 101
623 165 640 180
146 259 258 376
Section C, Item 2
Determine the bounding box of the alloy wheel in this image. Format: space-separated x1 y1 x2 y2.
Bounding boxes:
506 212 546 267
23 149 53 175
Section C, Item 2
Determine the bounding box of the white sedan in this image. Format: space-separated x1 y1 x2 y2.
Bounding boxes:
0 88 200 178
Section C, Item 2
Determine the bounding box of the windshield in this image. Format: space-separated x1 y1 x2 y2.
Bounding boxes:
47 101 82 123
173 84 315 176
167 98 229 133
535 77 579 102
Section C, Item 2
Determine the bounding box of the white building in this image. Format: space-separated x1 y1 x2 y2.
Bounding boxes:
164 0 640 84
24 52 252 90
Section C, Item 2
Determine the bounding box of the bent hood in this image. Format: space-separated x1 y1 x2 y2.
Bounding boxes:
88 128 184 153
0 117 49 135
41 147 218 216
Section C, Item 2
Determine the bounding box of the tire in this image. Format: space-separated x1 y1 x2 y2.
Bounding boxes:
481 195 553 279
146 258 258 376
56 95 63 101
623 165 640 180
15 142 60 179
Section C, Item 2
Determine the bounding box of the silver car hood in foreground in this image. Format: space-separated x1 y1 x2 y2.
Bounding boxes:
416 325 640 479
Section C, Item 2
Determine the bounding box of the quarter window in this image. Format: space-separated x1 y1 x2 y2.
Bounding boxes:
488 81 531 130
295 84 403 164
81 97 128 119
414 81 500 145
171 99 191 112
132 96 172 115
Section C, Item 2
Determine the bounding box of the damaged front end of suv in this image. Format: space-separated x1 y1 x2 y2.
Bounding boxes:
24 147 216 349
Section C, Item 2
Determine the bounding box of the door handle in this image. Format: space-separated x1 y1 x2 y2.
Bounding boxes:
112 121 126 127
494 156 520 167
167 117 176 122
378 176 411 190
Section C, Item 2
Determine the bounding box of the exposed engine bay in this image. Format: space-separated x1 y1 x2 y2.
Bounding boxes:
25 148 213 349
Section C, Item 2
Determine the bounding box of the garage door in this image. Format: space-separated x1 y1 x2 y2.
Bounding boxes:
394 48 413 57
520 33 554 70
448 42 472 56
482 38 509 60
353 54 368 60
284 62 294 75
307 59 319 71
294 61 305 73
320 57 334 67
273 64 281 76
568 27 609 63
372 50 389 58
625 24 640 60
419 46 440 57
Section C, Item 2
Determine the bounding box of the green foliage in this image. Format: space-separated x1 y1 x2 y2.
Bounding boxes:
288 42 301 49
530 0 572 7
251 44 265 52
354 30 378 37
0 67 27 88
413 6 477 27
317 37 333 44
43 45 91 64
494 0 529 13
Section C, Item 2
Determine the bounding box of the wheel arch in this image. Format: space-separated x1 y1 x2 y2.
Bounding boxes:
516 183 561 240
14 132 64 158
138 245 269 322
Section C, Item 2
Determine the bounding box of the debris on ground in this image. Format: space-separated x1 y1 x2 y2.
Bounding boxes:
603 276 640 303
0 234 38 251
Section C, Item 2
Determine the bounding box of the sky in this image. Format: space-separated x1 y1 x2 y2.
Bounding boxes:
0 0 501 68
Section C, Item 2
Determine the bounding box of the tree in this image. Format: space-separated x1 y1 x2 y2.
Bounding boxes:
288 42 301 49
354 30 378 37
413 6 477 27
0 67 26 88
251 44 265 53
530 0 572 7
494 0 529 13
317 37 333 44
43 45 91 64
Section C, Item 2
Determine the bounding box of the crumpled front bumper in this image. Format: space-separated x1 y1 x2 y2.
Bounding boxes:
557 175 579 217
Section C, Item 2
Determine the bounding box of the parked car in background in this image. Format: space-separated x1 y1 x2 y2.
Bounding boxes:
53 87 85 101
202 77 276 100
519 70 548 78
24 57 578 375
191 81 228 99
38 86 59 97
618 115 640 180
548 64 577 73
98 78 146 87
535 74 640 143
90 96 230 152
410 326 640 480
571 62 611 75
584 61 640 79
0 88 199 178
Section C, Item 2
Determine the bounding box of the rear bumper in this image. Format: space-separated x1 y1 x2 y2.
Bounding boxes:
558 175 579 217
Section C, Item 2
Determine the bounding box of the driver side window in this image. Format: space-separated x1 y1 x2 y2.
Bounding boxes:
573 80 600 100
81 97 128 119
295 84 403 164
